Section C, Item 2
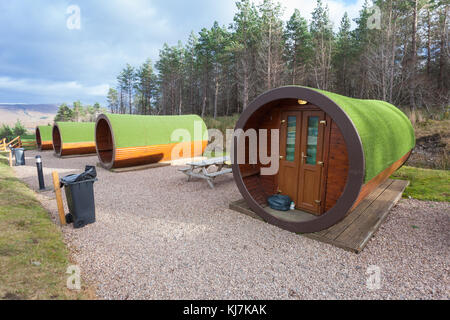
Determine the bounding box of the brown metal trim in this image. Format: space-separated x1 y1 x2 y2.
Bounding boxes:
35 127 42 151
232 86 365 233
36 127 53 151
52 124 63 157
95 114 117 170
53 123 96 157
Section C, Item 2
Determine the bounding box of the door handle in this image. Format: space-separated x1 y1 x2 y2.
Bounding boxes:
301 152 307 164
280 156 284 160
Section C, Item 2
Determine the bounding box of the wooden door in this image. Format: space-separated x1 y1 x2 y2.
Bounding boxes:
296 111 326 214
278 111 301 202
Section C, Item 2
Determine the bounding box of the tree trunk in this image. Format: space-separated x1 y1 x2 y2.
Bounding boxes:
267 21 272 90
408 0 418 113
214 75 219 119
438 6 448 90
242 59 249 110
426 9 431 76
178 84 183 116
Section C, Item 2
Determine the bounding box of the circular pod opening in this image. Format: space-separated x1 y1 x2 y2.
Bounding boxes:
95 116 114 169
35 127 43 150
232 86 365 233
52 125 62 156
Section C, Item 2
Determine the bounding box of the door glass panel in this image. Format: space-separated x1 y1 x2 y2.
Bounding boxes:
285 116 297 162
306 116 319 165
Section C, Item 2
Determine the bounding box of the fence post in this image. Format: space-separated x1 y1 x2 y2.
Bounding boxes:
52 171 66 226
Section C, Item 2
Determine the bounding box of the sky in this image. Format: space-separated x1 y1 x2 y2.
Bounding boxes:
0 0 366 106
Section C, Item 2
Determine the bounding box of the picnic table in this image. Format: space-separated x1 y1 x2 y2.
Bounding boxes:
178 156 232 189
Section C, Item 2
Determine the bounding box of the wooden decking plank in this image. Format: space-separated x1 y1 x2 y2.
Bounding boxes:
229 179 408 253
335 179 409 251
320 179 394 240
229 199 264 221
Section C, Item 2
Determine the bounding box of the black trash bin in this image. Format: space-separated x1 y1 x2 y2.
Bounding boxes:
14 148 25 166
60 166 98 229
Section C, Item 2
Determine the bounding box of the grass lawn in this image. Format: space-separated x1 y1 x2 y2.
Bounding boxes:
391 166 450 202
0 153 92 299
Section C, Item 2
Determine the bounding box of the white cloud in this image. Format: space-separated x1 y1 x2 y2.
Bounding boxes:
0 77 109 99
0 0 368 104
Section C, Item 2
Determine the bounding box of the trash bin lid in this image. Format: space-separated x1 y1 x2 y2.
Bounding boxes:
60 176 97 185
60 165 98 185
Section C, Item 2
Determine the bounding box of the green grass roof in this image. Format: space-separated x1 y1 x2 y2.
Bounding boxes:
36 125 52 141
103 114 208 149
310 88 415 183
55 122 95 143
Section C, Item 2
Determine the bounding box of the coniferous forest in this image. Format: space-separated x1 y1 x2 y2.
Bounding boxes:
107 0 449 119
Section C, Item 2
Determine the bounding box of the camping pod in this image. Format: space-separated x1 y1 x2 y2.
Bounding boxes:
52 122 96 157
232 86 415 233
95 114 208 169
35 125 53 151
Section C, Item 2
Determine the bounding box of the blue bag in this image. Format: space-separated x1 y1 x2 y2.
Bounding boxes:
267 194 292 211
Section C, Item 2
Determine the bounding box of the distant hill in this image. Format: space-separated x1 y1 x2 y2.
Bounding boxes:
0 104 58 130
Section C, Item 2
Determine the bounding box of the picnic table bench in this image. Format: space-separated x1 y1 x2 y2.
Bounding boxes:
178 156 232 189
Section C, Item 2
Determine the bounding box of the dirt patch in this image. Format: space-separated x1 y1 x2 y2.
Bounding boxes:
417 133 447 149
408 120 449 169
0 246 17 256
2 292 25 300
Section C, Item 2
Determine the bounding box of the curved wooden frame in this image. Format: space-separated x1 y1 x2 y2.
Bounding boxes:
232 86 366 233
35 127 53 151
96 114 208 169
52 123 96 157
96 116 116 169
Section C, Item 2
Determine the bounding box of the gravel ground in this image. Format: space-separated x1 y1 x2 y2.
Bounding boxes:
12 150 450 300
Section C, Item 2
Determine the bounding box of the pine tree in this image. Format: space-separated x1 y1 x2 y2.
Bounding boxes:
256 0 285 91
54 103 74 122
107 88 119 113
231 0 259 111
118 64 136 114
333 12 353 95
135 59 157 115
285 9 313 85
310 0 334 90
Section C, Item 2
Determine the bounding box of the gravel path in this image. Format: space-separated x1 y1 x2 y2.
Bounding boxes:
13 150 450 300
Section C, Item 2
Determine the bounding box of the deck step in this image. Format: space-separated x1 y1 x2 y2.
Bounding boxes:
229 179 409 253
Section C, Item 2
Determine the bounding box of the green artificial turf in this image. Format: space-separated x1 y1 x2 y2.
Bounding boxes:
36 125 52 141
391 166 450 202
310 88 416 183
104 114 208 148
55 122 95 144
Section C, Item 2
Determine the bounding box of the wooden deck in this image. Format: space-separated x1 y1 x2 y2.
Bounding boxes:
229 179 409 253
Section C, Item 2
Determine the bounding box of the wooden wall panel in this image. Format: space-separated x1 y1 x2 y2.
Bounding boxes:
324 121 349 211
351 151 411 210
243 175 267 206
258 108 280 197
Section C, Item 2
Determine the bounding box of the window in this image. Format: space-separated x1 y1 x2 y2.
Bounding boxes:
286 116 297 162
306 116 319 165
